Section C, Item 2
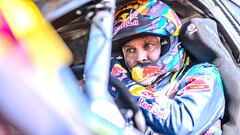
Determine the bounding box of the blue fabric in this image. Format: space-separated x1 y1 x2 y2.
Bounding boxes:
109 58 225 135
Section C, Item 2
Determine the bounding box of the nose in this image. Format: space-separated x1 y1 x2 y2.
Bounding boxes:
136 50 148 64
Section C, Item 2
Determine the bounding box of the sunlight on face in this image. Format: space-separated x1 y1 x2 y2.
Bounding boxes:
122 35 161 69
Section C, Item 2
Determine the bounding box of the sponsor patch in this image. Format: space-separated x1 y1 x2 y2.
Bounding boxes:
138 97 170 120
114 19 139 34
111 64 128 81
143 66 164 77
185 75 211 91
111 64 127 76
187 23 197 35
130 85 156 99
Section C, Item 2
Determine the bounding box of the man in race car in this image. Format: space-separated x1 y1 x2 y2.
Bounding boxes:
109 0 225 134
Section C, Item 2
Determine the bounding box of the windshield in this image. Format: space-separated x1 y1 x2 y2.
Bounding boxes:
221 0 240 25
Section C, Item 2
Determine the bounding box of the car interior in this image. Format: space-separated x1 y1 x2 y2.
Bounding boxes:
35 0 240 134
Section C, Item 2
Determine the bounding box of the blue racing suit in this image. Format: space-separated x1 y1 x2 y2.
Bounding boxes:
109 58 225 135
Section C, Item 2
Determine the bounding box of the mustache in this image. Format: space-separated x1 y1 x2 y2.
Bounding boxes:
135 62 151 67
135 58 159 67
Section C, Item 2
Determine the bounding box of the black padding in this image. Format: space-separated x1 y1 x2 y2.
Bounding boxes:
180 18 240 135
109 75 146 132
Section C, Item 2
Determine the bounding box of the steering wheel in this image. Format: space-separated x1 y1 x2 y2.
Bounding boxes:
71 65 146 132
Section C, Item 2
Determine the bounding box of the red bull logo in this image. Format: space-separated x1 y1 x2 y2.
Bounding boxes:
129 85 156 99
113 1 149 34
138 97 170 120
132 66 164 82
111 63 127 76
143 66 164 78
114 13 138 24
114 12 139 34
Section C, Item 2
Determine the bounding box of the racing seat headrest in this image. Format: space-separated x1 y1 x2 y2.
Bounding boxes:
180 18 240 135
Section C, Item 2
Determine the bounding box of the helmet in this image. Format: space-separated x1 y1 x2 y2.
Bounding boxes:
112 0 182 53
112 0 186 84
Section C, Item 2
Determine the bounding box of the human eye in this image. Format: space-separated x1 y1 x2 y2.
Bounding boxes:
144 42 156 52
125 47 135 54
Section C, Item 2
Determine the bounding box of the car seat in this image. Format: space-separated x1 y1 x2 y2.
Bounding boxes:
180 18 240 135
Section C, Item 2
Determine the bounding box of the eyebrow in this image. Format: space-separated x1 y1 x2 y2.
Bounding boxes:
123 44 134 48
123 36 160 47
144 40 153 44
144 39 159 45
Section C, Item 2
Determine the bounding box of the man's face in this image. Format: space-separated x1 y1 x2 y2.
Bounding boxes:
122 35 161 69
